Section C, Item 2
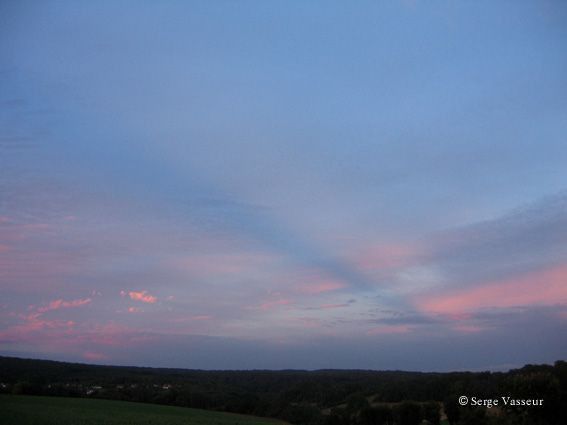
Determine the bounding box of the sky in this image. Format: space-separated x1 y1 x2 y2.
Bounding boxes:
1 0 566 371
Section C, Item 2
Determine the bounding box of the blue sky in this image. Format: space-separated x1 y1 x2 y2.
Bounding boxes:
1 0 566 370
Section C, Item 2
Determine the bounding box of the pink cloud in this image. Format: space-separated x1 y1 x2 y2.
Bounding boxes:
127 307 141 313
36 298 92 313
128 290 157 304
0 313 155 358
0 298 91 344
416 264 567 315
367 325 411 335
0 316 76 344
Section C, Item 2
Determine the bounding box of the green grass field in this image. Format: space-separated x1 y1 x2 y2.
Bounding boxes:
0 395 288 425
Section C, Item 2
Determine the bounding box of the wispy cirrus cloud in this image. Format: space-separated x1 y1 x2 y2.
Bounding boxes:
36 298 92 314
426 191 567 288
0 297 92 345
415 264 567 316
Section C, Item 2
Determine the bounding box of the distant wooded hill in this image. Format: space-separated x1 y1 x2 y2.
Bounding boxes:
0 356 565 425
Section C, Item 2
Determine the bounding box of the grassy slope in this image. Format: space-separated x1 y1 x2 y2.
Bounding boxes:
0 395 288 425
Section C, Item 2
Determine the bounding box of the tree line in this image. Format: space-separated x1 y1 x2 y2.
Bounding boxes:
0 356 565 425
